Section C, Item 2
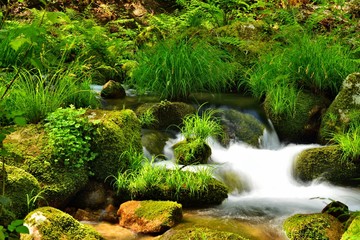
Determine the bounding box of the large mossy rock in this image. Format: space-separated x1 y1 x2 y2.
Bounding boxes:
319 72 360 143
25 157 89 208
100 80 126 99
118 200 182 234
283 213 344 240
0 165 40 220
264 91 329 143
3 124 90 208
294 145 360 185
160 227 250 240
135 101 196 130
216 109 265 148
21 207 104 240
173 140 212 165
342 212 360 240
87 109 142 182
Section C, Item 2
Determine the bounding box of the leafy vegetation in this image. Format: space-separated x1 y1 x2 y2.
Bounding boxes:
45 106 97 168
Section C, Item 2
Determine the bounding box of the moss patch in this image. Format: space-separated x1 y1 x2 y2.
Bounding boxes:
135 200 182 222
265 91 329 143
294 145 360 185
1 165 40 219
88 109 142 182
160 227 250 240
173 140 212 165
283 213 344 240
320 72 360 143
22 207 104 240
342 213 360 240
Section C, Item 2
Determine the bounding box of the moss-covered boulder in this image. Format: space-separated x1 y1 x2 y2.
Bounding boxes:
118 200 182 233
173 140 212 165
264 91 329 143
141 129 174 157
216 109 265 148
160 227 250 240
283 213 344 240
320 72 360 143
100 80 126 99
3 124 90 208
0 165 40 220
87 109 142 182
21 207 104 240
135 101 196 130
294 145 360 185
129 173 228 207
25 157 89 208
342 212 360 240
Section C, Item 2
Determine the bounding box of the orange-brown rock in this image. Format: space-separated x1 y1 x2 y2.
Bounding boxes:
117 200 182 234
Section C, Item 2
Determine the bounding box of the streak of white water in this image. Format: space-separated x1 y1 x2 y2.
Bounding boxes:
161 128 360 220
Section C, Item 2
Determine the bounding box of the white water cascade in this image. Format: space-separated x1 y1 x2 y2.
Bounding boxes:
161 125 360 224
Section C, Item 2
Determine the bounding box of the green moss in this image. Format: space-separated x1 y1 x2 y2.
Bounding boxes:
320 72 360 143
160 227 250 240
173 140 211 165
294 145 360 185
264 91 329 143
88 109 142 182
283 213 344 240
22 207 104 240
217 110 265 147
3 165 40 219
135 200 182 223
342 213 360 240
135 101 196 130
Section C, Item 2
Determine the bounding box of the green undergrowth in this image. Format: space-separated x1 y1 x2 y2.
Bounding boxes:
129 38 236 100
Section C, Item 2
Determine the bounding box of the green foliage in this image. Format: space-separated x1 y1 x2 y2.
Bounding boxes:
0 219 29 240
114 159 216 201
45 106 97 168
130 39 235 100
246 32 358 117
138 108 158 128
332 112 360 162
4 67 98 123
181 107 223 142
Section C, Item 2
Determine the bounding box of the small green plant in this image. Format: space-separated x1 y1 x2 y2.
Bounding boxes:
138 108 158 128
45 105 97 168
0 219 29 240
26 189 47 213
129 39 236 100
180 107 223 142
332 113 360 162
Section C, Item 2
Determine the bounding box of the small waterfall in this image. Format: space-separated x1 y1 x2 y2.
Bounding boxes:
161 124 360 220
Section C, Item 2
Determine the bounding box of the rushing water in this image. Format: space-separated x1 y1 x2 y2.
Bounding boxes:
91 87 360 238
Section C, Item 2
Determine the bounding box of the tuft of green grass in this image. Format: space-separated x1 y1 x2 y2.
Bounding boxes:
5 67 98 123
181 107 223 142
332 113 360 162
129 39 236 100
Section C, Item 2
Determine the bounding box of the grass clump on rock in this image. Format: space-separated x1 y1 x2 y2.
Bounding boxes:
113 160 228 206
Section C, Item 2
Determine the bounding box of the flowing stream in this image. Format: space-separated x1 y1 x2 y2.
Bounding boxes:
90 88 360 239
